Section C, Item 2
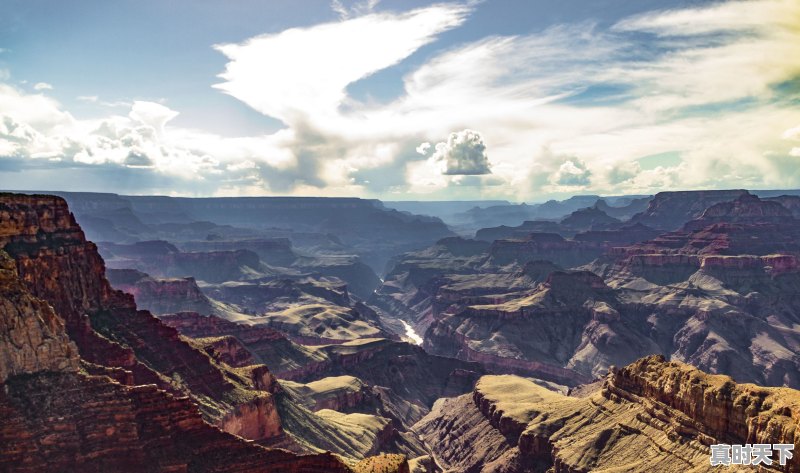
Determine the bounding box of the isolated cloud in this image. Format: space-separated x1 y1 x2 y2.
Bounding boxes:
552 159 591 186
430 129 491 175
33 82 53 91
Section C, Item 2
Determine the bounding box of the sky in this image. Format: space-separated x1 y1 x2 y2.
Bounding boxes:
0 0 799 201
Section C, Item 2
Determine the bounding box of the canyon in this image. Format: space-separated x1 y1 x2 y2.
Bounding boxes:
4 188 800 472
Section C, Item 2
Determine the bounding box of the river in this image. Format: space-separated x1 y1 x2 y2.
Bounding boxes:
400 320 423 345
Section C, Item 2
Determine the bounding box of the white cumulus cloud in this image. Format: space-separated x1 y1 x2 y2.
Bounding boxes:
430 129 491 175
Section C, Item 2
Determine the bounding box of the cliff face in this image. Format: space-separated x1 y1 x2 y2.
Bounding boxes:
0 371 349 473
0 193 351 472
0 194 123 329
0 250 79 383
607 355 800 449
416 355 800 473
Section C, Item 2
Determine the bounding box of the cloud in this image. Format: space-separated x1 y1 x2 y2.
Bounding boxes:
784 125 800 141
3 0 800 200
607 161 641 185
0 84 304 195
213 4 469 123
128 101 178 136
33 82 53 91
551 158 591 187
430 129 491 175
331 0 381 20
123 149 154 167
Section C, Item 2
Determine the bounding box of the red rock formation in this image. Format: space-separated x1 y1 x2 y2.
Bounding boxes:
0 250 79 382
217 395 283 442
0 371 349 473
0 195 240 398
0 193 351 472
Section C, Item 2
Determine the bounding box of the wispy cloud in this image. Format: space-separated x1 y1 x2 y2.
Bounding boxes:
213 4 470 123
330 0 381 20
33 82 52 91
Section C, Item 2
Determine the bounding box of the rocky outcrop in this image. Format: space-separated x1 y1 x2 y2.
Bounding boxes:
217 394 283 442
291 257 381 299
189 277 393 344
416 356 800 472
559 206 620 232
281 375 373 412
0 250 79 383
195 335 259 367
630 189 751 230
606 355 800 449
107 269 214 316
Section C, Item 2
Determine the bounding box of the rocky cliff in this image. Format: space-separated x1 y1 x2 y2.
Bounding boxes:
0 193 360 471
0 194 353 472
416 355 800 472
0 250 79 382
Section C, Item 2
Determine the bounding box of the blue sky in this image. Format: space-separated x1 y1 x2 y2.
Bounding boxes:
0 0 799 200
